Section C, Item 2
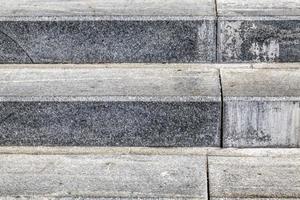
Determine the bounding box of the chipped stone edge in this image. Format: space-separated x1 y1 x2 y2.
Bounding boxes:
0 147 300 158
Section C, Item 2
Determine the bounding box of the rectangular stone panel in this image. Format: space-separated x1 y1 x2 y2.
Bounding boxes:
0 0 216 64
0 154 208 199
217 0 300 62
221 68 300 147
0 66 221 147
209 156 300 199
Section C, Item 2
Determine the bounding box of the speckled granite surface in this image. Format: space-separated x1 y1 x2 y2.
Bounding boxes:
0 0 216 64
0 20 216 64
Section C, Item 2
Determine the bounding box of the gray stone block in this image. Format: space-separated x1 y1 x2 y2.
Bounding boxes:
209 156 300 199
0 154 208 199
222 69 300 147
0 0 216 64
217 0 300 62
0 67 221 147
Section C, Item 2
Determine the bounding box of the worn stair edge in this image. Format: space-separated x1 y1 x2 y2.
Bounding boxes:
209 156 300 199
0 63 253 69
2 147 300 158
0 0 216 64
0 66 221 147
1 63 300 69
0 154 207 199
217 0 300 63
221 68 300 148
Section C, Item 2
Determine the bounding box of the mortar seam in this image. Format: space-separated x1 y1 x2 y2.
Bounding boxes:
218 69 224 148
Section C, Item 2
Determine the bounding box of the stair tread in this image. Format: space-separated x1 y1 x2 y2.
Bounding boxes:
0 67 220 101
218 0 300 17
0 154 207 199
221 68 300 100
1 148 300 199
0 0 215 19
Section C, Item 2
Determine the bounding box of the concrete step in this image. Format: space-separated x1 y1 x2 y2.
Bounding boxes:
0 0 216 64
0 0 299 64
0 65 221 147
0 147 300 199
221 68 300 147
1 64 300 148
0 153 208 199
217 0 300 62
209 150 300 199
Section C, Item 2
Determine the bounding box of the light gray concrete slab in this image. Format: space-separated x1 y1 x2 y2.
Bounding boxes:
217 0 300 16
212 198 300 200
0 0 215 18
221 69 300 98
253 63 300 69
0 154 207 199
0 67 220 100
209 156 300 199
0 198 198 200
221 69 300 147
0 67 221 147
2 147 300 158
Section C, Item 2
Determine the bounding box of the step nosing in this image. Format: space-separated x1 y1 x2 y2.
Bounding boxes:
0 96 221 102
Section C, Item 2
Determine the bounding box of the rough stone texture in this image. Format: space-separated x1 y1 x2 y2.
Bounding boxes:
217 0 300 16
209 156 300 199
0 0 216 64
221 69 300 147
217 0 300 62
218 19 300 62
0 67 221 147
0 154 207 199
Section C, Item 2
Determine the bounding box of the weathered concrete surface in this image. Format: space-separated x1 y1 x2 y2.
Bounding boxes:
1 147 300 158
212 199 300 200
253 63 300 69
0 0 216 64
209 156 300 199
217 0 300 16
217 0 300 62
0 154 207 199
0 0 215 17
218 19 300 62
221 69 300 147
0 67 221 147
1 198 196 200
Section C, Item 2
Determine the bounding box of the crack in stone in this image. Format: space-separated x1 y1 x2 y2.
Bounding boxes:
0 29 34 63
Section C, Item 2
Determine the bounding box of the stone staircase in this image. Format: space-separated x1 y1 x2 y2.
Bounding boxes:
0 0 299 199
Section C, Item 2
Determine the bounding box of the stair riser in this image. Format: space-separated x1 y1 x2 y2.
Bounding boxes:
223 101 300 147
0 101 221 147
0 20 216 64
218 19 300 62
